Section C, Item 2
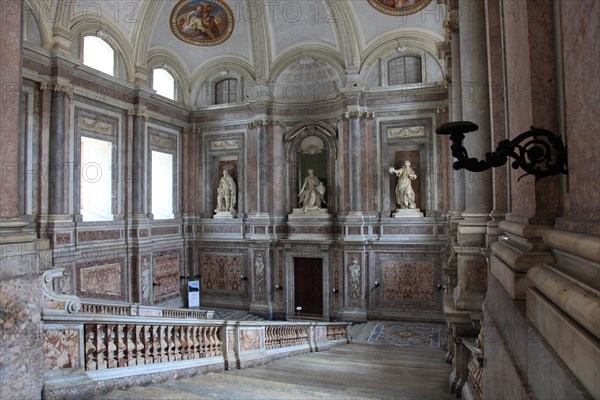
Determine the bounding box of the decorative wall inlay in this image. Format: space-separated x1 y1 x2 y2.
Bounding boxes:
240 329 261 351
384 225 432 235
211 140 239 150
381 261 433 302
201 254 242 291
151 226 180 236
78 262 125 300
367 0 433 16
170 0 234 46
203 225 240 234
154 255 181 303
388 126 425 139
44 327 80 370
77 230 120 242
54 233 71 245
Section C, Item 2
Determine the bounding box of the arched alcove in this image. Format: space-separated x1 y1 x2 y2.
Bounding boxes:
284 122 338 214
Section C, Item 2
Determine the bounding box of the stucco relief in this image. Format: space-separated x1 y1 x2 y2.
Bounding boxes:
348 257 361 307
254 254 266 301
154 255 180 303
201 254 242 291
44 328 80 370
382 261 434 302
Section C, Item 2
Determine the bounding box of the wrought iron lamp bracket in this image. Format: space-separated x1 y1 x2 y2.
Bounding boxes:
436 121 568 180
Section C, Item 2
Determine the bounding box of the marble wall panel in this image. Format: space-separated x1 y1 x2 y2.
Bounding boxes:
77 260 125 301
153 254 180 303
381 261 434 303
240 329 261 351
44 327 80 370
201 254 242 292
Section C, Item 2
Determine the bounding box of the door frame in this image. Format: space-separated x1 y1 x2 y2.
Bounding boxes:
284 243 331 321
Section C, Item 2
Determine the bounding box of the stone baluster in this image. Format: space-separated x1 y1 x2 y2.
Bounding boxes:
84 325 97 371
135 325 144 366
107 325 118 368
96 325 107 370
116 324 127 367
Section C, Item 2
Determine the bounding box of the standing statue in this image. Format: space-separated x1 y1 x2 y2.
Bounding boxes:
215 169 237 213
390 160 417 209
297 169 326 210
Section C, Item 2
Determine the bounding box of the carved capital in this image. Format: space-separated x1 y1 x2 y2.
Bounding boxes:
128 109 149 120
40 82 74 99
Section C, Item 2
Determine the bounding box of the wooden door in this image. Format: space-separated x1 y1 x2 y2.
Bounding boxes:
293 258 323 316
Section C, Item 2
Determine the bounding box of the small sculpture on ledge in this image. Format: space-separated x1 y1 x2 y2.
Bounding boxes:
292 169 328 215
214 169 237 218
389 161 423 218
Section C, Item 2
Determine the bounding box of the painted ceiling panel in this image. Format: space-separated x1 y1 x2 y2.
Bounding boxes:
350 1 445 47
149 0 253 75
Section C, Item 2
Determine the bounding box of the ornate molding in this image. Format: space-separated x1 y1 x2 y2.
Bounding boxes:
78 117 114 136
247 119 281 129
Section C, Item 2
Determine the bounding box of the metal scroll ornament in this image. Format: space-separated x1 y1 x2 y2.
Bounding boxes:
436 121 568 180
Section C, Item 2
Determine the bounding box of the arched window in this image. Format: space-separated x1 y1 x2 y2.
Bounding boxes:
215 78 238 104
388 56 422 85
152 68 176 100
82 36 115 76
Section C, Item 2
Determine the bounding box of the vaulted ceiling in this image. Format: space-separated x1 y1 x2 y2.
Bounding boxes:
24 0 447 104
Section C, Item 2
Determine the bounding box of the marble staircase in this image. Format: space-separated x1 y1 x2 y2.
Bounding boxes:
94 343 453 400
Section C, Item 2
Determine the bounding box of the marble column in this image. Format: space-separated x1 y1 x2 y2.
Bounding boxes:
130 110 148 216
271 123 287 217
348 113 362 213
453 0 493 311
48 89 66 215
257 123 269 214
484 0 508 245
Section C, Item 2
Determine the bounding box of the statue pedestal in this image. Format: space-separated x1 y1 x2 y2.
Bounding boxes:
393 208 424 218
290 207 329 216
214 210 237 219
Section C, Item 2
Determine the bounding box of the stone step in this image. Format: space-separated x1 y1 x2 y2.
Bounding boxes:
95 343 453 400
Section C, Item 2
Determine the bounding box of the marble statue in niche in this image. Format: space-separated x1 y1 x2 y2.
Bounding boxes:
255 255 265 299
348 257 361 303
390 160 423 217
297 169 326 212
214 169 237 218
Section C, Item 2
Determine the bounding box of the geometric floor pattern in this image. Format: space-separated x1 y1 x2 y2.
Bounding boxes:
367 322 446 348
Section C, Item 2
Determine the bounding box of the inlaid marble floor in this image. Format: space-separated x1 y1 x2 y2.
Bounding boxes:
367 322 446 348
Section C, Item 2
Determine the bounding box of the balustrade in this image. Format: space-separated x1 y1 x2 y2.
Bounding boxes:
83 323 222 371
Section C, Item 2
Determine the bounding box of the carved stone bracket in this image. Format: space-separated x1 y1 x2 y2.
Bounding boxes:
340 111 374 120
43 268 82 314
